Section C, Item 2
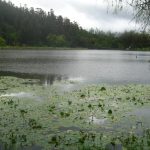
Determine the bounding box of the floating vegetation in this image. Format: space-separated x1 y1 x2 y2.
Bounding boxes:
28 118 42 129
108 109 112 115
0 76 150 149
100 87 106 91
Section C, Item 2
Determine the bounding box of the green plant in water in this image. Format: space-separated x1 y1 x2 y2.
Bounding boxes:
68 100 72 105
108 109 112 115
0 77 150 149
100 87 106 91
80 94 86 98
60 111 70 118
20 109 27 118
48 105 56 114
28 119 42 129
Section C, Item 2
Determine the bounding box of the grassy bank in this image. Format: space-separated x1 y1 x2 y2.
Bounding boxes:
0 76 150 149
134 47 150 51
0 46 88 50
0 46 150 51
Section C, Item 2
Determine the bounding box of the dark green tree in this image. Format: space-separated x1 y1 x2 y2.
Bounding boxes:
0 36 6 46
0 0 149 50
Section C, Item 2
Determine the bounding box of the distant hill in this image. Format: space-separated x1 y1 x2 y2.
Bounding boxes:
0 0 150 50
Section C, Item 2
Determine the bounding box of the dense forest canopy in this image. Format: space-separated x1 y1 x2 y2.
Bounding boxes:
0 0 150 50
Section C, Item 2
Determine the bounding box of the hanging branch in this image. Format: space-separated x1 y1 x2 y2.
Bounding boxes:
107 0 150 31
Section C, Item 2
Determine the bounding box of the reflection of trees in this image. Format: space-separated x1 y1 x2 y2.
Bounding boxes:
42 74 68 85
0 71 68 85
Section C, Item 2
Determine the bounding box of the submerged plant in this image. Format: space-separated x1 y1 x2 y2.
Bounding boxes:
20 109 27 118
28 119 42 129
0 76 150 149
108 109 112 115
100 87 106 91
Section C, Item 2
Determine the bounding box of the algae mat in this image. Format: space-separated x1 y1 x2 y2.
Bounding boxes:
0 76 150 150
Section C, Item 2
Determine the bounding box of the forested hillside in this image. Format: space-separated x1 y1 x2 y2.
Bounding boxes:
0 0 150 49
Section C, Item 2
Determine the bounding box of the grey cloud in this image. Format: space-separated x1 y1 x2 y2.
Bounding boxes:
68 1 134 24
9 0 137 31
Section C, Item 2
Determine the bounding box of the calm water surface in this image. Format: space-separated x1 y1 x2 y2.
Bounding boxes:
0 50 150 84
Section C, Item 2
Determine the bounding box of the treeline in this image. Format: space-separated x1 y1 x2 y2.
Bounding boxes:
0 0 150 50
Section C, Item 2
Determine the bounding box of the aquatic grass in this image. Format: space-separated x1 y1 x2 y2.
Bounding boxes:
0 77 150 149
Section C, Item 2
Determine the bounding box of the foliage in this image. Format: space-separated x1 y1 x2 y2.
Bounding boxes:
0 0 150 49
47 34 68 47
131 0 150 30
0 77 150 149
119 30 150 49
0 36 6 46
108 0 150 30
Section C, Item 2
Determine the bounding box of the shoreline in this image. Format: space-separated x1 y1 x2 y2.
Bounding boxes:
0 46 87 50
0 46 150 51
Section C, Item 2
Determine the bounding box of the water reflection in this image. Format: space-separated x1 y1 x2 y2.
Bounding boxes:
0 71 68 85
0 50 150 84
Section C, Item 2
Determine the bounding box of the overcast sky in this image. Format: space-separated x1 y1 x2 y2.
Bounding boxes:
8 0 139 32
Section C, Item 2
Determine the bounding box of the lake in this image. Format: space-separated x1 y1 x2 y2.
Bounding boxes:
0 49 150 149
0 49 150 84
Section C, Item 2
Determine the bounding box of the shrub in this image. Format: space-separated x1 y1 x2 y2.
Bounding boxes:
0 36 6 46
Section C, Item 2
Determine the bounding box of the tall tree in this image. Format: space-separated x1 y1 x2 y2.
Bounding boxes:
0 0 149 49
